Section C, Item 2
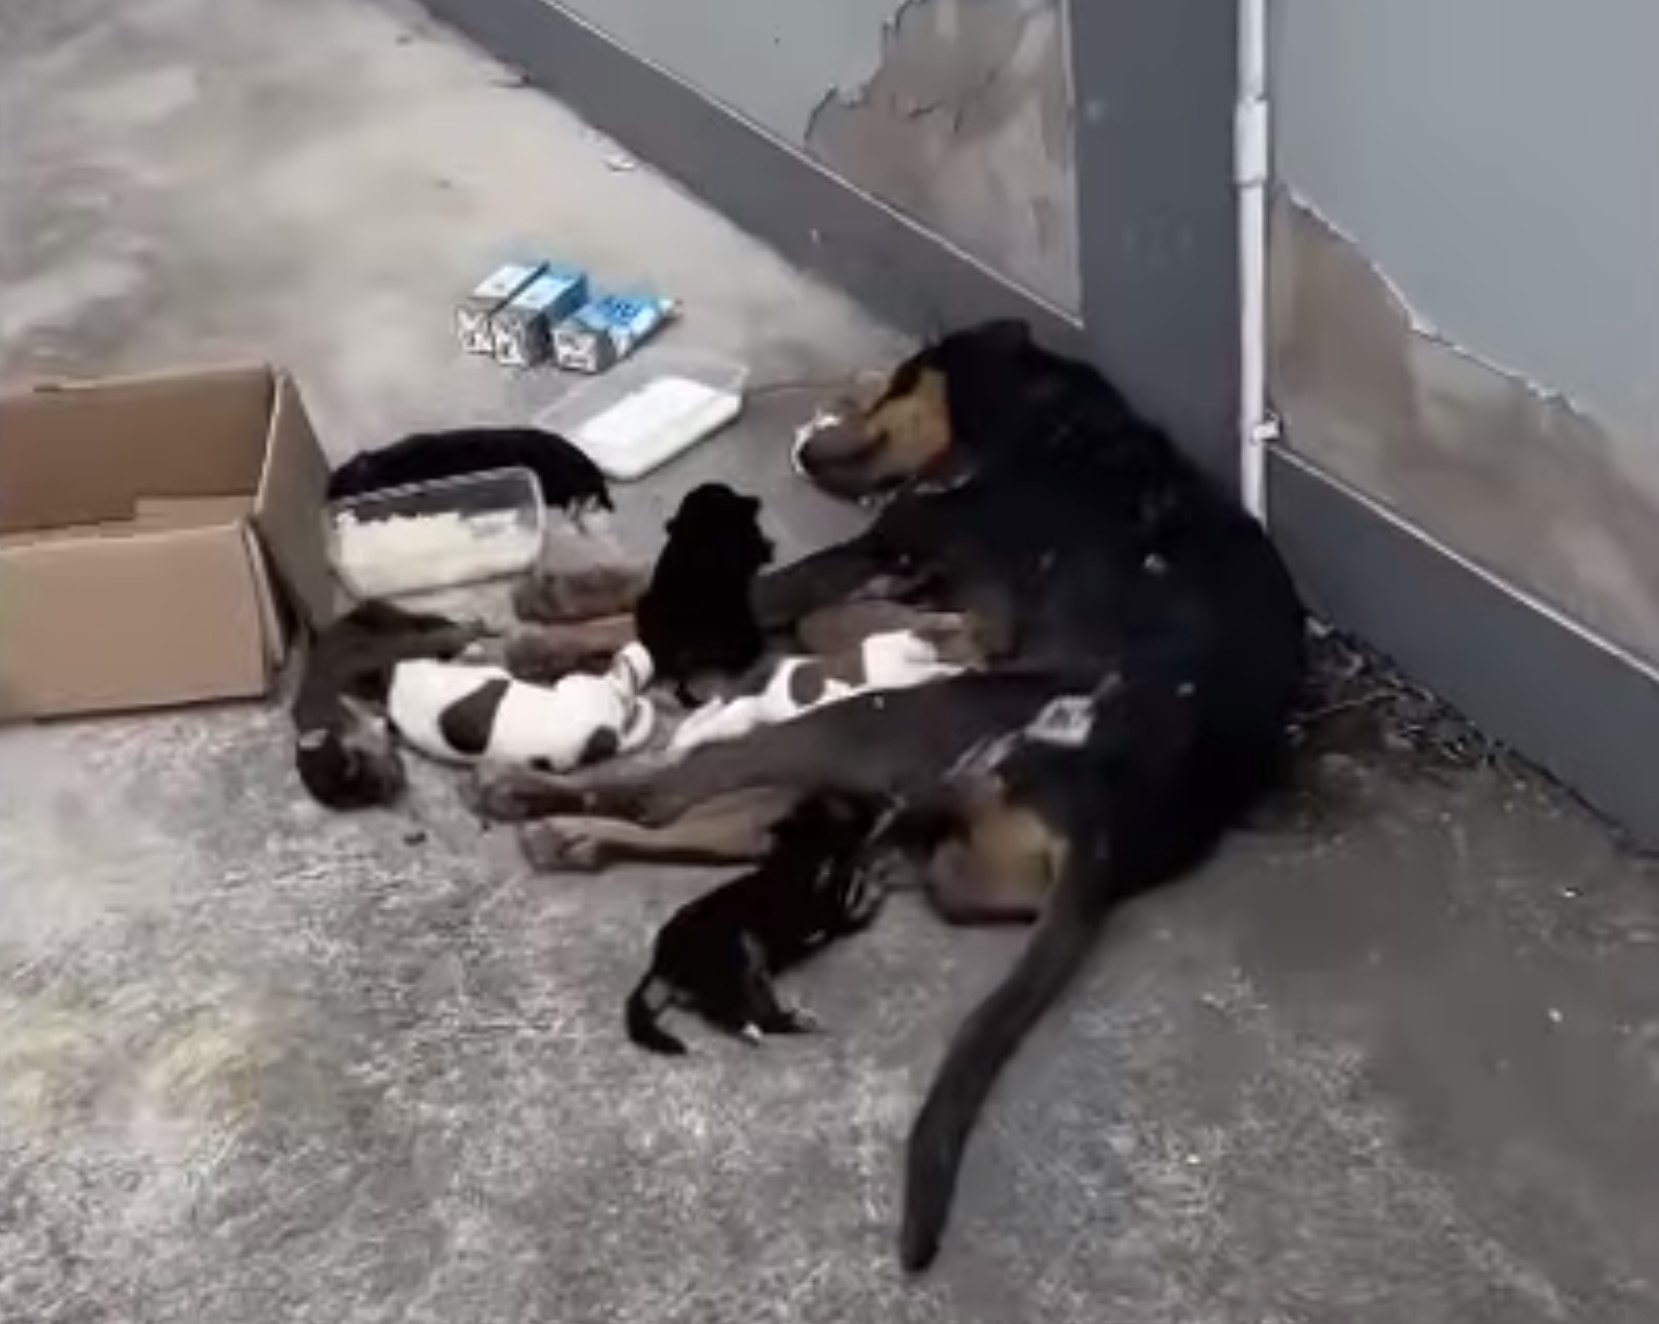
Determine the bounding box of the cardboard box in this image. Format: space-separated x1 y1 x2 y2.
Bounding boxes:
0 364 338 720
490 264 588 368
454 261 546 355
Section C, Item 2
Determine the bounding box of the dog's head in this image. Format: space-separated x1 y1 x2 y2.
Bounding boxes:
666 482 774 570
794 320 1040 499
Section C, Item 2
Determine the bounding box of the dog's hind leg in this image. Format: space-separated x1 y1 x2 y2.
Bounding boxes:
517 789 799 872
475 672 1075 829
922 778 1067 926
684 941 770 1045
739 938 816 1036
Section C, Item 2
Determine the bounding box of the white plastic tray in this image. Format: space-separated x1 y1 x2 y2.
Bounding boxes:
535 350 747 482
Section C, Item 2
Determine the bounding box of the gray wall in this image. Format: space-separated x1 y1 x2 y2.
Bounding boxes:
1269 0 1659 666
557 0 1080 311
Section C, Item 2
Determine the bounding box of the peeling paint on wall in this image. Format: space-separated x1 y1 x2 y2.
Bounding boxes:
1271 193 1659 669
1270 0 1659 443
554 0 905 143
806 0 1078 312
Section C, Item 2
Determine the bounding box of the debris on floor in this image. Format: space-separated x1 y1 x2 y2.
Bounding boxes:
1295 622 1507 775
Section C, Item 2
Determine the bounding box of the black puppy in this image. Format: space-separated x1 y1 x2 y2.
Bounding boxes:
625 793 884 1055
327 426 611 513
634 482 773 704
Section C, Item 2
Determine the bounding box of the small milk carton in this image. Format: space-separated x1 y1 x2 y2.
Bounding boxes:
491 265 590 368
455 262 547 355
552 292 676 374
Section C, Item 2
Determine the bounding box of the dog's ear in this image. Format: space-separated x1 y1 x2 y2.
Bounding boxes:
974 319 1032 354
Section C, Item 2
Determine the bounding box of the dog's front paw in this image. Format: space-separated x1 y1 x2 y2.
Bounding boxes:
519 819 610 873
469 766 591 822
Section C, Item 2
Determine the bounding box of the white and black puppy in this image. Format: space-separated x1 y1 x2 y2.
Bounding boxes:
669 628 969 755
389 642 656 771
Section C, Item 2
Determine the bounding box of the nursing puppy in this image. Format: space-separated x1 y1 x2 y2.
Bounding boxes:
670 624 976 755
389 642 656 771
625 793 885 1055
634 483 773 704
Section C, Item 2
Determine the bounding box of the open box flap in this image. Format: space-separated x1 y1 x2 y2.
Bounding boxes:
0 364 273 534
242 524 290 670
253 370 341 630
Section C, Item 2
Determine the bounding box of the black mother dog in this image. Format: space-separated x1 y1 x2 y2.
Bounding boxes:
475 321 1306 1270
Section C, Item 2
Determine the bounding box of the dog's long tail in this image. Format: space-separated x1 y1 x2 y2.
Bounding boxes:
625 974 687 1056
900 849 1112 1272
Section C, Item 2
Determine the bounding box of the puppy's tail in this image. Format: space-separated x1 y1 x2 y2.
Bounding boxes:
626 974 686 1056
899 851 1112 1273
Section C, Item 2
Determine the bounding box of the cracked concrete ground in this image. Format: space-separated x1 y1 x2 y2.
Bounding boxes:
3 1 1658 1321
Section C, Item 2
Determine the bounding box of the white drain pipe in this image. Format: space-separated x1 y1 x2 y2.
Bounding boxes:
1236 0 1274 523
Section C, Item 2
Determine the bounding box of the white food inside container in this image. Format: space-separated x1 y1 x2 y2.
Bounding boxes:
333 509 540 599
570 375 743 482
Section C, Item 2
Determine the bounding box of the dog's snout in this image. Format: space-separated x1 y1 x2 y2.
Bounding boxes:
795 415 869 470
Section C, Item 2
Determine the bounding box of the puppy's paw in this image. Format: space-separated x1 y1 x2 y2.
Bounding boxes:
739 1023 764 1046
469 766 590 822
519 820 609 873
774 1005 820 1034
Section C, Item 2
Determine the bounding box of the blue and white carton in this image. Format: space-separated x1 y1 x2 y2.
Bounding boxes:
491 264 590 368
454 261 546 355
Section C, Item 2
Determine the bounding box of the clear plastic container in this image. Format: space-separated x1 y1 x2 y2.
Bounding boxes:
325 467 546 600
534 350 748 482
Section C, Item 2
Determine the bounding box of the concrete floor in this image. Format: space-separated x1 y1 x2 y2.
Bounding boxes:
2 1 1657 1321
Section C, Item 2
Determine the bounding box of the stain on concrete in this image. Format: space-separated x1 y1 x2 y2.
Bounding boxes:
807 0 1079 312
0 0 906 467
1270 190 1659 669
